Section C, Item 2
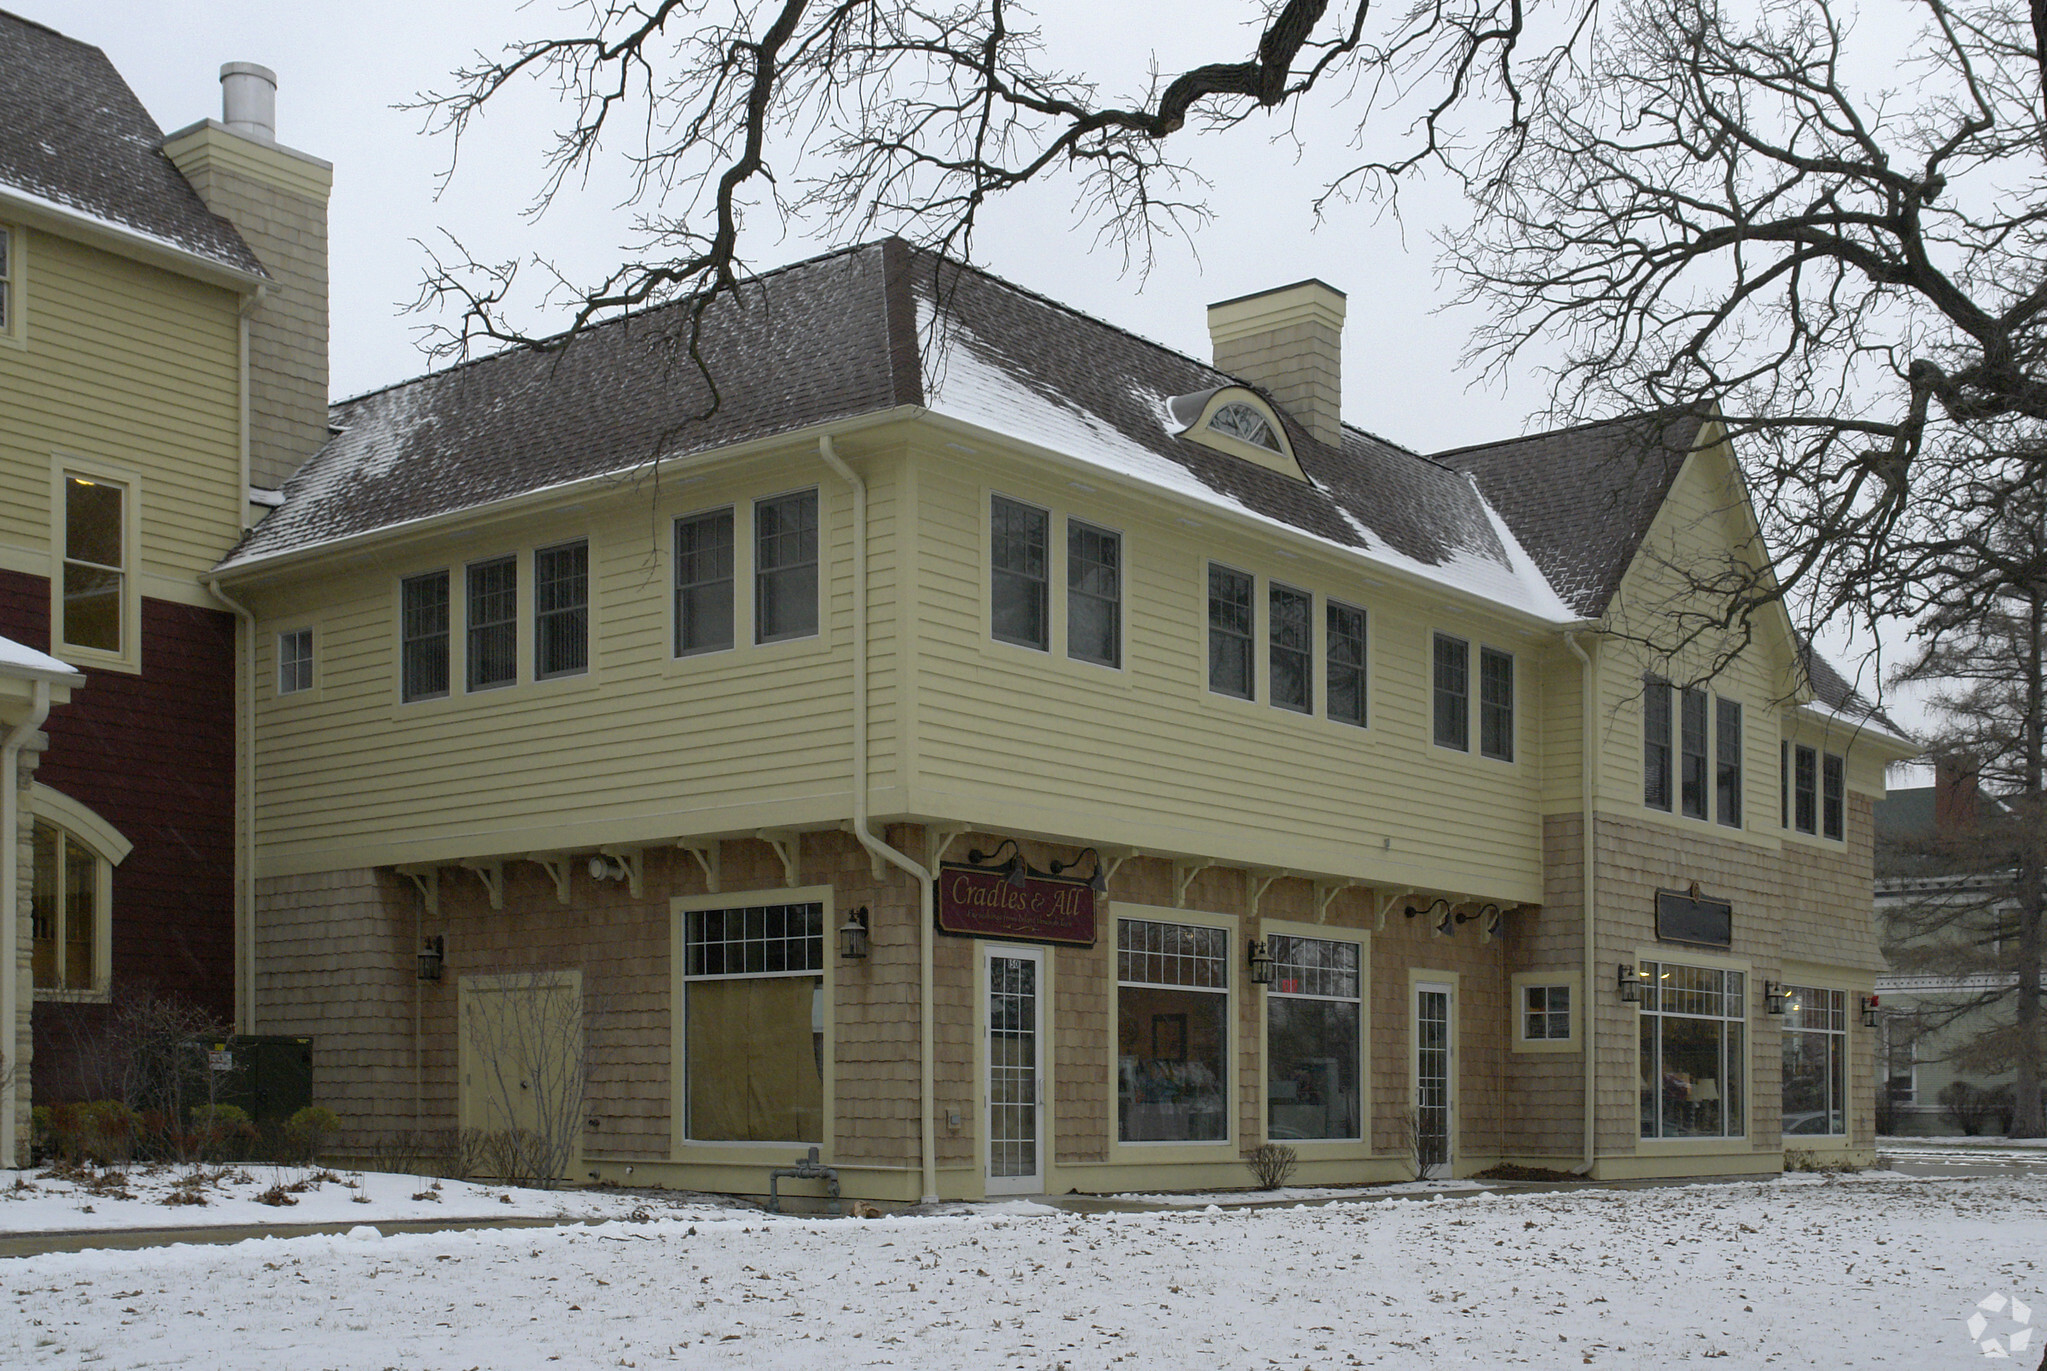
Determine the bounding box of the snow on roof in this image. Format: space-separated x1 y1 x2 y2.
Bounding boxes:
0 634 82 681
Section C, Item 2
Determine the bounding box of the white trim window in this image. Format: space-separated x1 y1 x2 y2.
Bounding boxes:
1781 985 1847 1137
533 539 588 679
1326 600 1367 727
1637 960 1746 1139
1716 698 1743 827
31 819 108 995
755 489 820 644
465 555 517 691
0 224 14 334
1433 633 1469 750
681 902 826 1143
1680 686 1709 819
1823 753 1846 840
1067 518 1120 667
674 507 734 656
277 627 313 695
1645 677 1673 810
1118 917 1229 1142
1207 564 1254 700
1269 583 1312 713
1265 934 1361 1140
60 474 125 654
1522 983 1572 1041
1479 646 1514 761
400 570 451 702
1785 743 1819 834
990 495 1049 651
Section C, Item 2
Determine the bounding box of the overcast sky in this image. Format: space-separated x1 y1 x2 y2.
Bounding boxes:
14 0 1936 739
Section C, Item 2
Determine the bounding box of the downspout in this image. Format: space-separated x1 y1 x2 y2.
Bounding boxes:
237 285 266 532
818 434 939 1205
207 576 258 1035
1 679 52 1169
1564 631 1599 1176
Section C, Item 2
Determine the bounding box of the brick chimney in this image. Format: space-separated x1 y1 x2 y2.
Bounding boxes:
1207 280 1347 448
164 64 331 511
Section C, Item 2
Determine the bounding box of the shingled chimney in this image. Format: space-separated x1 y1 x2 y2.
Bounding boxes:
1207 280 1347 448
164 64 331 510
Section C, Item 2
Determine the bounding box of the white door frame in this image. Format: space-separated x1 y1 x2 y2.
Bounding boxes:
983 943 1047 1195
1412 978 1456 1181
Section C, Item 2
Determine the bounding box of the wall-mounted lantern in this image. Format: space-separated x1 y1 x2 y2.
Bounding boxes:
1247 937 1275 986
839 906 871 961
1617 962 1644 1004
417 934 445 982
1861 994 1880 1028
1763 980 1789 1015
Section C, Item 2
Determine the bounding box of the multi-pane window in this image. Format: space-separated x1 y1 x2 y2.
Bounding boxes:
1266 935 1360 1141
1715 698 1743 828
1680 687 1709 819
755 489 819 643
1207 564 1254 700
1523 984 1571 1041
674 508 735 656
1644 677 1673 810
1117 918 1228 1142
682 902 826 1143
533 540 588 679
1781 985 1847 1137
1637 961 1745 1139
466 556 518 691
1822 753 1845 840
1433 634 1469 751
1479 646 1514 761
1067 519 1120 667
277 628 313 695
1885 1026 1918 1106
1326 601 1367 728
1269 584 1312 713
400 571 451 702
61 475 124 653
1793 744 1818 834
990 496 1049 651
30 820 102 993
0 225 13 333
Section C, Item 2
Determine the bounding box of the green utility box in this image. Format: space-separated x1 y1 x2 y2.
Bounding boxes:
203 1035 314 1122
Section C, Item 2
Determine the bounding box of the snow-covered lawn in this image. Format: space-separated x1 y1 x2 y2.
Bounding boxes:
0 1163 726 1234
6 1174 2045 1368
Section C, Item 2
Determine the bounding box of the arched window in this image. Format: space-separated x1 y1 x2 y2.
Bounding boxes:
1208 402 1280 451
28 786 125 997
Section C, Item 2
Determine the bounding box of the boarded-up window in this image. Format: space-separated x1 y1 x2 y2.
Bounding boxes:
683 904 825 1143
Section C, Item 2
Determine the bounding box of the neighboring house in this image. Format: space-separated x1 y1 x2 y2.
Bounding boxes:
0 9 329 1165
215 242 1913 1199
1873 772 2039 1135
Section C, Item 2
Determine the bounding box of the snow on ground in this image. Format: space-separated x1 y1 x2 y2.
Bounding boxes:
0 1164 728 1235
7 1174 2045 1368
1882 1135 2047 1149
1112 1179 1489 1206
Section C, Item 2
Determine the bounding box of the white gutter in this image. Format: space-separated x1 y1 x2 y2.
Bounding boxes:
237 285 268 532
817 434 939 1205
0 185 270 295
206 576 259 1034
1 679 52 1169
1564 630 1598 1176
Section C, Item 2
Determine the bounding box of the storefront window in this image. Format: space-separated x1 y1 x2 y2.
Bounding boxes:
1118 917 1228 1142
1638 960 1745 1139
683 903 824 1143
1782 985 1847 1136
1265 934 1360 1140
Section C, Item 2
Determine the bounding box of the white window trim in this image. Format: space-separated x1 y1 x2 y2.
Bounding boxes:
1173 388 1305 480
1108 902 1237 1159
1258 917 1369 1154
276 626 315 697
668 885 837 1163
532 538 591 682
1631 948 1753 1151
0 221 25 349
1065 514 1124 672
988 491 1052 654
1324 597 1369 730
1509 969 1582 1054
752 486 823 647
49 458 142 674
28 787 127 1002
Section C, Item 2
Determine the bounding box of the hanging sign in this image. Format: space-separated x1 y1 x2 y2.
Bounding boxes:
936 863 1097 946
1656 887 1733 948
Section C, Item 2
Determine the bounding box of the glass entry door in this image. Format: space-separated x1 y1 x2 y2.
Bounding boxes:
1414 981 1454 1181
986 946 1045 1194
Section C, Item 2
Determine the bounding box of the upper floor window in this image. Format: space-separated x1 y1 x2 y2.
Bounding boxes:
277 628 313 695
466 556 517 692
1208 401 1280 451
1432 633 1469 751
1791 743 1817 834
1207 563 1254 700
1680 686 1709 819
755 489 819 644
400 570 451 702
1648 680 1741 824
1479 646 1514 762
1269 583 1312 713
990 496 1049 651
1822 753 1845 840
1716 698 1742 827
31 819 107 995
61 475 125 654
1644 678 1673 809
675 507 735 656
0 225 15 336
534 540 589 679
1326 601 1367 728
1067 519 1120 668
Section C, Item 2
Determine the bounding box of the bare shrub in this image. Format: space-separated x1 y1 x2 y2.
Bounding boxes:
1397 1108 1449 1183
461 970 590 1189
1246 1143 1299 1190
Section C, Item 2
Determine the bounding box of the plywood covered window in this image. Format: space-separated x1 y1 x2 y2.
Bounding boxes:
31 820 106 994
683 903 825 1143
61 475 125 654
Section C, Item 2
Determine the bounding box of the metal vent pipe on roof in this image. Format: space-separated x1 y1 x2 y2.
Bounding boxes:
220 62 277 143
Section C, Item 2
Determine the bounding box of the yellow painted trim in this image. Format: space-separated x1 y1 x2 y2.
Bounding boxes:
1107 901 1240 1163
1509 969 1583 1054
1591 1150 1778 1180
48 456 143 675
977 483 1135 690
1408 968 1461 1174
0 220 26 350
29 783 133 865
976 940 1055 1194
1256 917 1371 1150
1175 389 1306 481
0 188 266 294
1631 946 1753 1147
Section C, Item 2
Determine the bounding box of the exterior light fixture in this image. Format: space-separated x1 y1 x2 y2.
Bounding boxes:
587 854 629 882
967 838 1032 889
1617 962 1643 1004
1247 938 1275 986
1050 848 1109 894
1406 897 1453 936
1763 980 1789 1015
1860 994 1880 1028
417 934 445 982
838 906 871 961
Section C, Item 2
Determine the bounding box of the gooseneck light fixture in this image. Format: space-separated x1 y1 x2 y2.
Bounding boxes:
1049 848 1109 894
838 906 871 961
1247 937 1275 986
1405 897 1453 936
966 838 1030 889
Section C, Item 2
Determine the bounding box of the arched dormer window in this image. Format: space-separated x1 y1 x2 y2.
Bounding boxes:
28 784 127 998
1208 401 1280 452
